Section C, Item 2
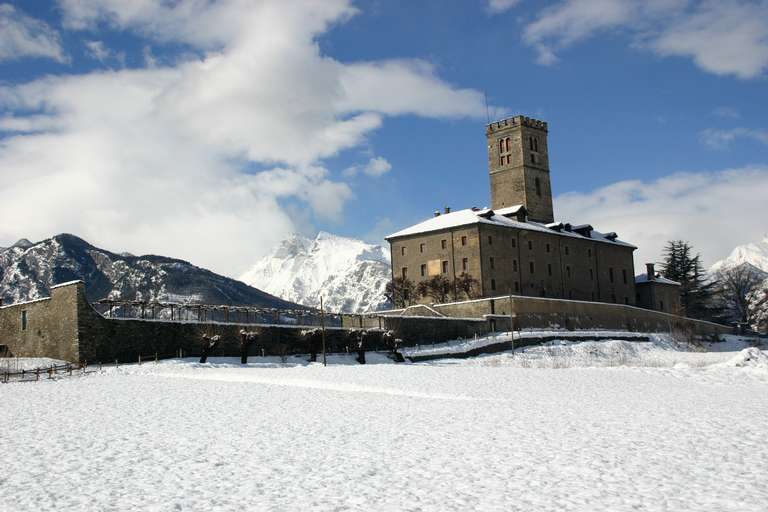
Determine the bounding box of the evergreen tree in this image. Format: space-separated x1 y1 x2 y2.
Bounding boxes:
660 240 718 320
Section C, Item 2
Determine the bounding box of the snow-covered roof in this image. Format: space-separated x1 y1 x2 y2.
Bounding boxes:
635 273 680 286
386 207 636 248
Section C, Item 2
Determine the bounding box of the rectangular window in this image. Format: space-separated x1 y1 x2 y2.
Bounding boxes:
419 243 425 253
489 257 495 270
511 239 517 248
528 240 533 250
529 261 535 274
547 263 552 276
546 243 551 253
514 281 519 292
21 310 27 331
624 297 629 305
488 235 493 245
530 153 536 164
462 258 468 271
441 239 447 250
513 259 518 272
622 269 628 284
401 246 406 256
609 268 615 283
420 264 426 277
565 246 569 256
401 267 408 279
589 268 594 281
660 300 665 311
461 236 467 246
588 248 592 258
491 279 496 291
442 261 448 274
566 265 571 278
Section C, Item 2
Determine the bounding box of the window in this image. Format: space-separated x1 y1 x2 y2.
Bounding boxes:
591 292 595 300
566 265 571 278
624 297 629 305
461 235 467 246
660 300 665 311
565 246 569 256
536 177 542 197
511 239 517 248
462 258 468 271
21 310 27 331
609 267 615 283
513 259 518 272
491 279 496 291
420 264 426 277
589 268 594 281
611 293 617 303
568 291 573 299
534 137 539 152
401 267 408 279
499 139 505 153
490 257 495 270
499 155 504 166
529 136 534 151
488 235 493 245
441 239 447 250
545 242 550 253
401 246 406 256
419 243 425 253
547 263 553 276
528 240 533 250
442 261 448 274
529 261 535 274
622 269 628 284
514 281 519 292
588 248 592 258
530 154 536 164
506 138 511 152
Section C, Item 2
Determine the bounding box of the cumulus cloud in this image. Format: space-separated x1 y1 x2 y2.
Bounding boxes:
0 3 65 62
84 40 125 65
700 128 768 149
0 0 485 276
343 156 392 178
555 166 768 271
522 0 768 78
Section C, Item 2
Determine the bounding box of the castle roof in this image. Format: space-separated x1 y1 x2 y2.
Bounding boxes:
386 207 636 248
634 273 681 286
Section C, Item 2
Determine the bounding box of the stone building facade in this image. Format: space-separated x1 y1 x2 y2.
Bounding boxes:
387 114 640 306
634 263 682 314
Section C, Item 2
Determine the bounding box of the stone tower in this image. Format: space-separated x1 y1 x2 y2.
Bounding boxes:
486 115 554 223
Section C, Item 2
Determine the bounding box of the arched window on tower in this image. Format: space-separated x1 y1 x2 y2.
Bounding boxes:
533 137 539 152
529 136 534 151
535 177 542 196
505 137 511 152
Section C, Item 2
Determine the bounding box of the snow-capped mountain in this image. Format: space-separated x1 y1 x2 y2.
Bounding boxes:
0 233 296 308
240 232 392 313
710 236 768 274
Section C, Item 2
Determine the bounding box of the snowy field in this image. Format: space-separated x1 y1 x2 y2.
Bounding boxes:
2 341 768 511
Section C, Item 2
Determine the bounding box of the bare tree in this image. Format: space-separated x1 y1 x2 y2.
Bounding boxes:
385 277 417 308
747 279 768 334
713 264 765 325
417 275 452 304
455 272 480 300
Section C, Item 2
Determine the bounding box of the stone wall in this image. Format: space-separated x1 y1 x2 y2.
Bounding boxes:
0 281 81 361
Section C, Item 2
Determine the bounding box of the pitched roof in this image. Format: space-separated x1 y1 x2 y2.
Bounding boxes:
386 207 636 248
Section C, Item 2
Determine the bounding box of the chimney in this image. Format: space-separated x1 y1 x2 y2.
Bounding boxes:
444 206 451 214
433 210 441 217
646 263 655 281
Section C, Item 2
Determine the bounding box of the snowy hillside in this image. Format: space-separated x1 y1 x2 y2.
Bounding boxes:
711 236 768 273
0 234 296 307
240 232 391 313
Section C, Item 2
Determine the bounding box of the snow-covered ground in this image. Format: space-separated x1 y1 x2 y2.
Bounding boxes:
2 341 767 511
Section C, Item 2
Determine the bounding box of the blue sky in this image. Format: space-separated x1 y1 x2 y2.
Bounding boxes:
1 0 767 276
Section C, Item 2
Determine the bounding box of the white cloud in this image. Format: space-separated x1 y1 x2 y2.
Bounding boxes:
522 0 768 78
0 3 65 62
343 156 392 178
700 128 768 149
487 0 522 13
0 0 485 277
84 40 125 65
555 167 768 272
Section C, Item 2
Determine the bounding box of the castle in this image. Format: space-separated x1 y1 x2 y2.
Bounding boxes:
386 115 680 312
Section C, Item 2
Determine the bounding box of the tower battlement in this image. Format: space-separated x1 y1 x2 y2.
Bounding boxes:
486 115 548 134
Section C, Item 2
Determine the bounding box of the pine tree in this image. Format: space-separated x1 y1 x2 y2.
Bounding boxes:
660 240 718 320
